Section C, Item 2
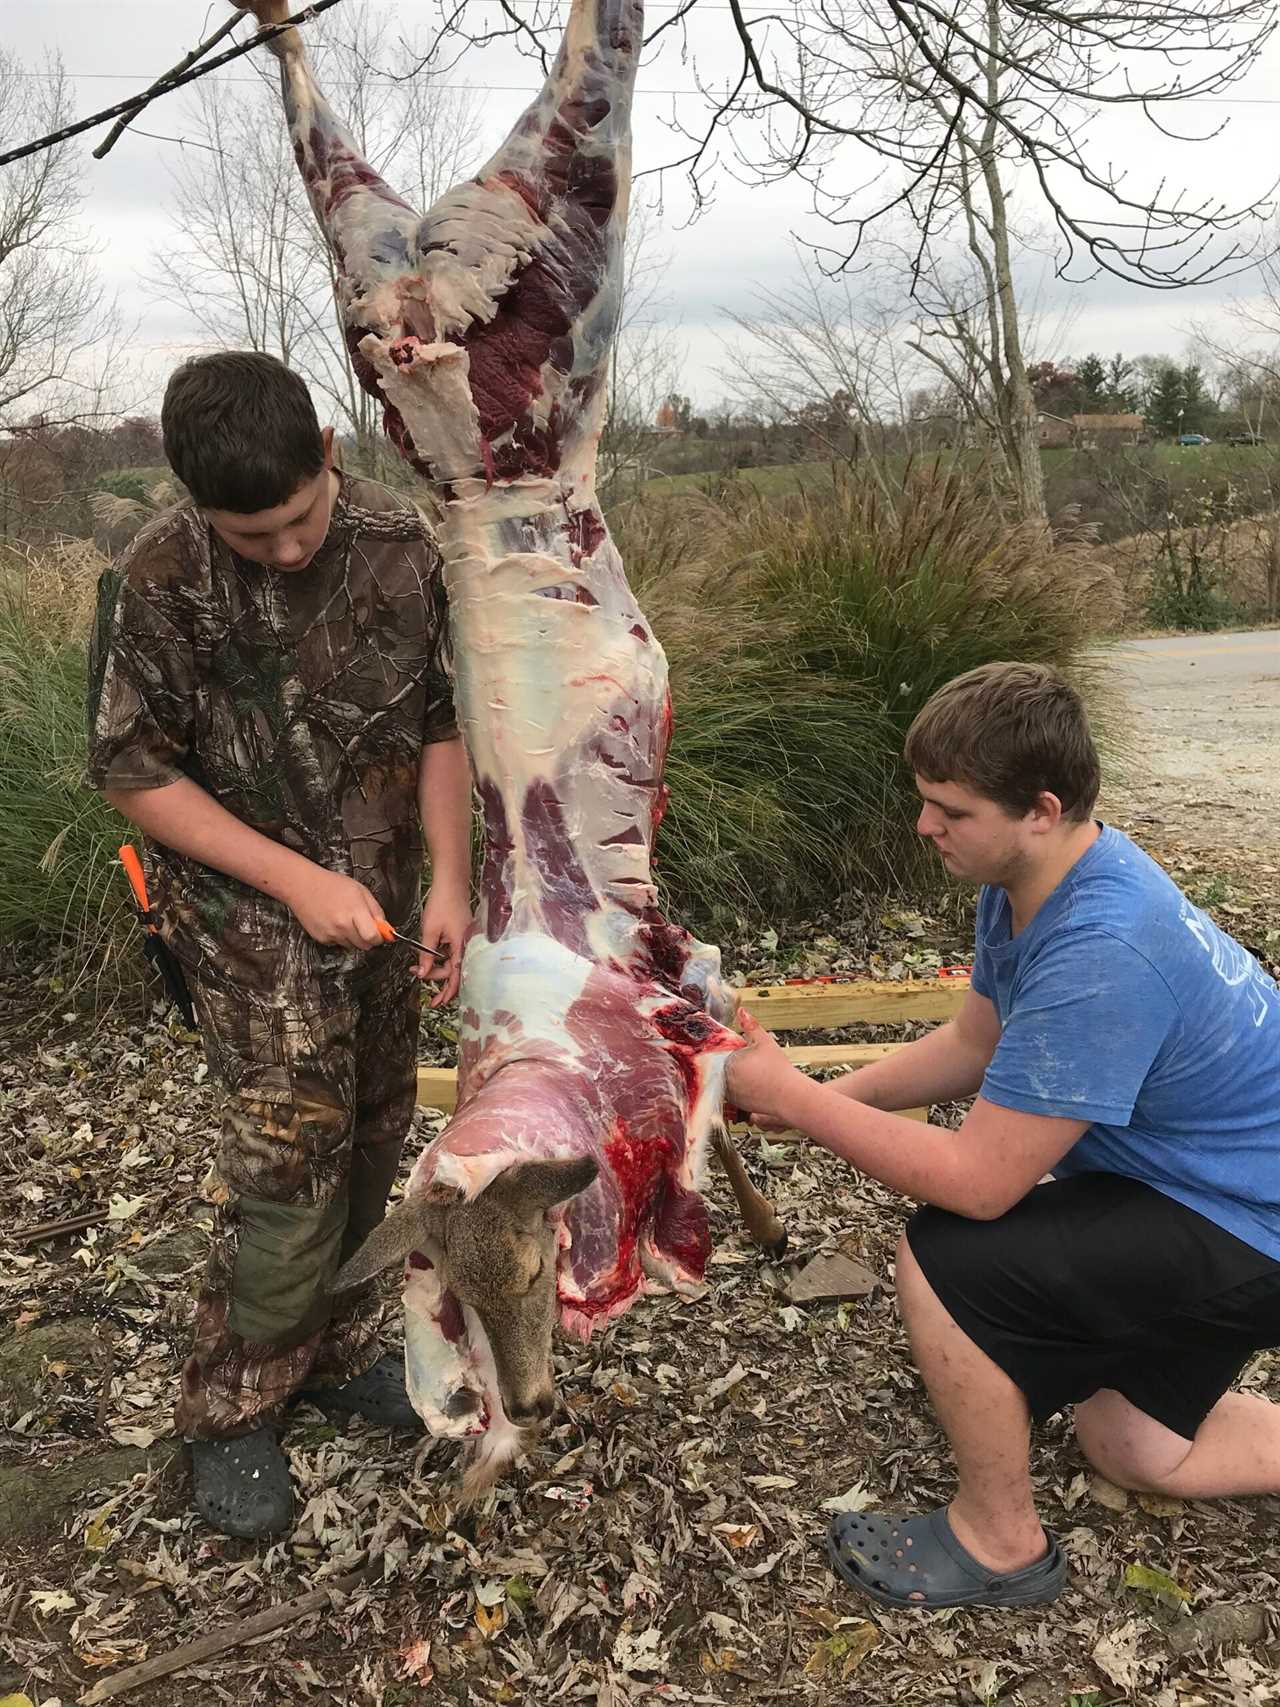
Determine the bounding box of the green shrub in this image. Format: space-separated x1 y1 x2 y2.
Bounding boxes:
624 464 1118 915
1143 530 1239 632
0 540 133 994
1 464 1118 995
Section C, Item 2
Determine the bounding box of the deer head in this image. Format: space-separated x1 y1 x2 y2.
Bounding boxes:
331 1155 598 1425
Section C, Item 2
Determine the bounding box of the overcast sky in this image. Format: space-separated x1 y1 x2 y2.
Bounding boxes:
8 0 1280 414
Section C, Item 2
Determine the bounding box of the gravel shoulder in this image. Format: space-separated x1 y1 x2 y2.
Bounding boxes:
1100 630 1280 856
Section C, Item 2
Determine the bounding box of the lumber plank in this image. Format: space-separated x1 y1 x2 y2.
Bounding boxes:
417 1044 927 1114
417 1065 458 1112
726 1106 927 1139
736 976 968 1030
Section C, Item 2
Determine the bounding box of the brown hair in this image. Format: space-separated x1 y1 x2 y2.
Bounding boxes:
904 661 1100 821
161 352 325 513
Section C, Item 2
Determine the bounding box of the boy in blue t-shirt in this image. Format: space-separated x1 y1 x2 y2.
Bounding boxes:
727 661 1280 1613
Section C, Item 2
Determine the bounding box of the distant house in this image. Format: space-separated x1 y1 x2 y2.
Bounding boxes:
1038 412 1145 449
1038 415 1074 449
654 399 679 434
1070 412 1146 448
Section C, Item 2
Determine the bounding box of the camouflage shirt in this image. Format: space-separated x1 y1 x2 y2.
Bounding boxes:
87 472 457 990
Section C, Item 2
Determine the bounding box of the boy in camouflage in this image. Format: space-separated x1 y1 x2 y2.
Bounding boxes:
86 352 473 1539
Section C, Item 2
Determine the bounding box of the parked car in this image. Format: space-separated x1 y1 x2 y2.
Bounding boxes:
1228 431 1266 446
1178 433 1211 446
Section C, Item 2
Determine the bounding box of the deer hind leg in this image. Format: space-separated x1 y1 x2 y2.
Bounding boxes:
711 1127 787 1260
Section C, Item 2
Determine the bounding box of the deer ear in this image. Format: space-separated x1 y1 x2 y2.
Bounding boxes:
488 1155 599 1216
329 1191 452 1292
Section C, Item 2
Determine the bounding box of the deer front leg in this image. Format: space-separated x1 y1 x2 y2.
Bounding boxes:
711 1127 787 1260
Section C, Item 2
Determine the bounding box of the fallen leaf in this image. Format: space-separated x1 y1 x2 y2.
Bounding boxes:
107 1193 147 1221
707 1362 748 1402
29 1590 76 1615
745 1474 796 1490
0 1695 36 1707
83 1517 116 1553
1092 1619 1155 1690
110 1425 158 1448
803 1623 879 1679
1123 1562 1190 1606
1059 1470 1090 1512
699 1648 739 1675
714 1522 760 1550
397 1638 433 1684
821 1481 876 1514
1090 1474 1130 1511
505 1575 535 1609
613 1626 668 1674
1136 1491 1184 1518
475 1601 506 1638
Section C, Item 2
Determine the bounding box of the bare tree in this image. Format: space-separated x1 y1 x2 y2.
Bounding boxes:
435 0 1273 522
903 239 1083 516
149 14 482 473
1191 238 1280 440
718 234 1082 516
599 198 688 492
0 51 126 441
718 256 929 513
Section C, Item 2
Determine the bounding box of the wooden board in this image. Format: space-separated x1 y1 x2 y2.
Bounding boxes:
726 1106 927 1139
413 979 963 1112
736 976 968 1031
416 1043 924 1115
418 1065 459 1112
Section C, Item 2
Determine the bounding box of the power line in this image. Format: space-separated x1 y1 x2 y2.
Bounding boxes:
0 0 347 169
9 66 1280 105
6 68 703 95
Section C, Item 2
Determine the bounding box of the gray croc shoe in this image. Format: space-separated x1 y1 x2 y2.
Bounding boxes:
828 1506 1067 1610
294 1352 422 1429
190 1428 294 1540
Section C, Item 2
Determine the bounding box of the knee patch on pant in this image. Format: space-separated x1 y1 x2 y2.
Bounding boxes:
229 1192 349 1345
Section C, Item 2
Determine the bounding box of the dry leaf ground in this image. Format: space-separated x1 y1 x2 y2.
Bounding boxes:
1 830 1277 1707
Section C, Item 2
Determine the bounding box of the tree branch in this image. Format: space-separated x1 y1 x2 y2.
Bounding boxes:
0 0 347 170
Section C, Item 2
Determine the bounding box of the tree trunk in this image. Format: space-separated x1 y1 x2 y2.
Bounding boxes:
978 0 1046 525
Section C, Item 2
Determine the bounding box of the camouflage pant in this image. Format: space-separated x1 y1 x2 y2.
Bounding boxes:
175 960 420 1440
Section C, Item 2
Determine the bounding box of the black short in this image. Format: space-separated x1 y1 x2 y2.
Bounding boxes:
906 1173 1280 1441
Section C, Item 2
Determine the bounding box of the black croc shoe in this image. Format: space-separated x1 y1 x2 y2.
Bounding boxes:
190 1427 294 1540
295 1352 422 1430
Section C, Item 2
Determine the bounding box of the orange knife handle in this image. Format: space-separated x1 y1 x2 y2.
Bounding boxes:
374 917 396 943
118 844 152 917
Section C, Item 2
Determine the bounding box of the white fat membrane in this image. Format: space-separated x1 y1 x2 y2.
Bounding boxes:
265 0 742 1481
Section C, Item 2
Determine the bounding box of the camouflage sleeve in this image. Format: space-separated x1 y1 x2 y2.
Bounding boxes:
85 535 197 793
422 552 459 746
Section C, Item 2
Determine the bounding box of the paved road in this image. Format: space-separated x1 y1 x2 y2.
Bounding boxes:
1100 630 1280 853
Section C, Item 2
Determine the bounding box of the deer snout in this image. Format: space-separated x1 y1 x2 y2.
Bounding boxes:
507 1389 556 1426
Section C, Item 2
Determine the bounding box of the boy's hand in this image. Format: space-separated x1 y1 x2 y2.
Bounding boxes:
283 869 386 949
417 882 471 1008
725 1010 808 1130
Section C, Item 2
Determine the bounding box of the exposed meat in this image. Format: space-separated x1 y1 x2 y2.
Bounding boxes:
258 0 743 1449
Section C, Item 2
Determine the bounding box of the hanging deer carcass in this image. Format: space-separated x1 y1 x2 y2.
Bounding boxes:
241 0 784 1487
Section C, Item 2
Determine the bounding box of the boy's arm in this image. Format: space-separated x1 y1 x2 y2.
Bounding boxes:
726 1013 1088 1219
92 558 390 951
416 734 474 1006
106 777 389 949
830 989 1000 1111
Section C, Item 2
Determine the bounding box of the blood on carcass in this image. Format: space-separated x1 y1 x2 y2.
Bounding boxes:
257 0 748 1464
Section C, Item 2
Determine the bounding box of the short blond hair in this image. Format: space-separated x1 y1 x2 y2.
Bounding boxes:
904 662 1100 821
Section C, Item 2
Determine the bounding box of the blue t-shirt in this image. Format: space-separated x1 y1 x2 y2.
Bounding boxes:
972 824 1280 1261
